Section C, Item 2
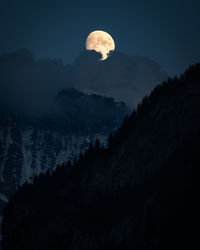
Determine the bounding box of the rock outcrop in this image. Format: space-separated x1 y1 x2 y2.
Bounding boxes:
2 63 200 250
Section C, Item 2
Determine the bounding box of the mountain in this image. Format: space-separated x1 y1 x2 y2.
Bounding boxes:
0 89 129 240
2 63 200 250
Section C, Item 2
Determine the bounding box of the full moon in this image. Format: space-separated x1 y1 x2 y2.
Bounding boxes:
86 30 115 60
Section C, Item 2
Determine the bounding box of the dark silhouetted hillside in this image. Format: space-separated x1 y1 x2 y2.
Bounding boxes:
2 63 200 250
0 87 129 240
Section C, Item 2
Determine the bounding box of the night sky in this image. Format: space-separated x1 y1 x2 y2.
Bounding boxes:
0 0 200 76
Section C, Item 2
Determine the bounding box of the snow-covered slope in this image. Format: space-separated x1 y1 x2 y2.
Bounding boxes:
0 124 107 186
0 90 129 228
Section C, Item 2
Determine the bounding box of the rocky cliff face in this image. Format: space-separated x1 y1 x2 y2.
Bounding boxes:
0 119 107 192
0 89 129 245
0 120 107 231
2 64 200 250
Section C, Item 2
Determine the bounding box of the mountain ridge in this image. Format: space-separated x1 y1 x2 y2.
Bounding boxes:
2 63 200 250
0 88 129 244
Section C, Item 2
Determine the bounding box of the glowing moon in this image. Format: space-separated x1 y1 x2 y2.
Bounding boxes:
86 30 115 60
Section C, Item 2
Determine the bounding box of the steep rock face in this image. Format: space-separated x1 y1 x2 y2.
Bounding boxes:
2 64 200 250
0 90 129 244
0 89 128 188
0 121 107 190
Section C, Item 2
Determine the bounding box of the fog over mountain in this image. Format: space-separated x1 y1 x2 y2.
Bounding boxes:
0 49 70 115
2 63 200 250
0 87 129 244
0 49 167 115
72 51 168 107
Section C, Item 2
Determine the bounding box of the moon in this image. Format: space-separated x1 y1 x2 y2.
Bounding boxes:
86 30 115 60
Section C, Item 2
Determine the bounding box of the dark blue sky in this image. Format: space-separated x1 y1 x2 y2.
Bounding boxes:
0 0 200 75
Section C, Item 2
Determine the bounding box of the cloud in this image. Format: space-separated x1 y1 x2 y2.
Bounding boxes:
0 49 71 115
71 51 168 108
0 49 167 115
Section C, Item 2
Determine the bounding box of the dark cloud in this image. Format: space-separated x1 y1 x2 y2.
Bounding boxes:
1 0 199 75
0 49 167 115
71 51 168 107
0 49 71 115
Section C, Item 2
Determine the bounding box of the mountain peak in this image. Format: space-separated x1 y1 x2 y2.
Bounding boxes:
2 63 200 250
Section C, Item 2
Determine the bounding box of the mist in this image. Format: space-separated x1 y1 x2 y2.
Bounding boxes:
0 49 167 116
